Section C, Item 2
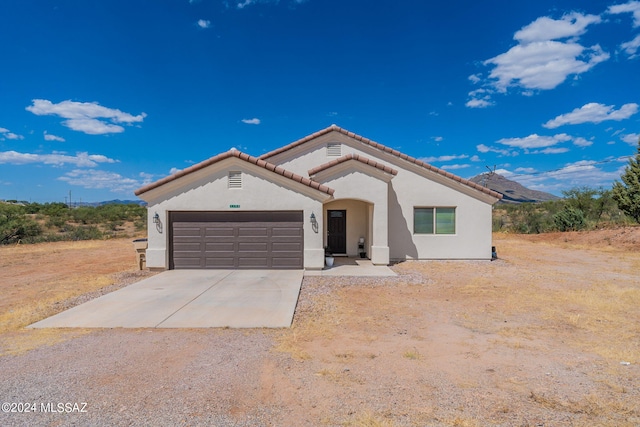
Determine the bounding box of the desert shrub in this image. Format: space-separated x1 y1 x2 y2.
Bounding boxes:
503 203 554 234
553 206 586 231
0 203 42 244
45 216 68 228
134 219 146 231
68 225 104 241
38 202 70 217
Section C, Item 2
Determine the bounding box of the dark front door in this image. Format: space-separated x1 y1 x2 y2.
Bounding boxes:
327 210 346 254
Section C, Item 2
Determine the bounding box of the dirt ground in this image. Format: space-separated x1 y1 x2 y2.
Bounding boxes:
0 229 639 426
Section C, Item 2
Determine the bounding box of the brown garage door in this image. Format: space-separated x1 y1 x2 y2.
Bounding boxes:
170 211 303 269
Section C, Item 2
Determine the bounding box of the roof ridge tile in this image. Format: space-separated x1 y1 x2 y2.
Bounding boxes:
135 150 334 196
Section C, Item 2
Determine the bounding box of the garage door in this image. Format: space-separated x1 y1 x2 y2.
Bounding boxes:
170 211 303 269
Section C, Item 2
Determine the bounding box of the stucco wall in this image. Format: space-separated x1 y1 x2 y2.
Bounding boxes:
267 131 495 260
143 158 326 269
388 168 494 260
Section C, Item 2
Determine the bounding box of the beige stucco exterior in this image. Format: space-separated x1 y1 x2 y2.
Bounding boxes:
135 126 501 270
139 157 330 270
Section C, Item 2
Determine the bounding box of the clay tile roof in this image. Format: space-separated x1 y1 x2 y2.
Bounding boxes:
134 149 334 197
308 153 398 177
261 125 502 200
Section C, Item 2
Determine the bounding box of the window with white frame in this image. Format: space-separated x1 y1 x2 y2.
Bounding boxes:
414 207 456 234
228 171 242 189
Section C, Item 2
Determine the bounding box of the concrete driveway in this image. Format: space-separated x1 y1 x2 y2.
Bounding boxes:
29 270 303 329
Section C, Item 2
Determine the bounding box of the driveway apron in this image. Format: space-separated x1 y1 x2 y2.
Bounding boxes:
29 270 303 329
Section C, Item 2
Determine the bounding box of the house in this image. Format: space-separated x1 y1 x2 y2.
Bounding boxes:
134 125 502 270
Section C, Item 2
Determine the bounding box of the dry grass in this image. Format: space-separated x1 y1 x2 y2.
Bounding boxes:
0 275 112 333
0 238 139 356
343 412 396 427
402 349 421 360
274 293 339 360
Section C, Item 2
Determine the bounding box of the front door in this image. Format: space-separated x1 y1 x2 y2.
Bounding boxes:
327 210 346 254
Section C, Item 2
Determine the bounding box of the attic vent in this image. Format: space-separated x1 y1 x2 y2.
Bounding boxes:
327 143 341 157
228 171 242 189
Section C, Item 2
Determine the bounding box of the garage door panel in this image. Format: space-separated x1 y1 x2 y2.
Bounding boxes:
238 242 268 252
272 227 302 237
238 257 269 268
272 242 302 252
238 227 268 237
205 242 236 252
272 258 303 267
171 211 303 270
173 257 204 269
173 242 203 252
205 227 234 237
173 226 203 237
205 257 235 268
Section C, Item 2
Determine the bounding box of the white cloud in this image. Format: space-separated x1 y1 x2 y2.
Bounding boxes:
241 118 261 125
237 0 255 8
608 1 640 27
441 164 470 170
485 41 609 91
497 133 572 149
169 167 181 175
621 133 640 145
514 12 601 43
420 154 468 163
476 144 518 157
44 132 65 142
470 155 481 162
197 19 211 29
0 151 117 167
573 137 593 147
620 34 640 58
465 98 493 108
506 160 627 193
420 154 469 163
63 118 125 135
0 127 24 140
26 99 146 135
432 136 444 142
515 167 537 173
536 147 570 154
468 74 481 84
236 0 306 9
471 11 608 104
543 102 639 128
58 170 141 193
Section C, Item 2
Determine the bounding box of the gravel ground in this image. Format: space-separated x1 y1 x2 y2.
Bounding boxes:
1 233 639 426
0 329 279 426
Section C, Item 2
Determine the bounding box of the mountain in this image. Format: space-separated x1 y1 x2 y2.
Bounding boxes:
469 173 561 204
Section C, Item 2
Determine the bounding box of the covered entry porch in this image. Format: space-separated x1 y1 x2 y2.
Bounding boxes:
322 198 389 265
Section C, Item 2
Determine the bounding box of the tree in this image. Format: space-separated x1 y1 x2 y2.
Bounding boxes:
612 139 640 223
0 203 41 244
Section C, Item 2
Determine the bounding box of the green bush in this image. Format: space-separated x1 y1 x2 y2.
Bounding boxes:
553 207 586 231
0 204 42 244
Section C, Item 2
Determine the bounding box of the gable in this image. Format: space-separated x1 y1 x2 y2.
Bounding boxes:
135 150 334 205
261 125 502 204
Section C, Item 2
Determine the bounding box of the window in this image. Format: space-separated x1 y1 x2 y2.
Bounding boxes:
228 171 242 189
414 207 456 234
326 143 341 157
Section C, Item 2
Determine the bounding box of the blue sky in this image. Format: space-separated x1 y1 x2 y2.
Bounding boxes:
1 0 639 203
